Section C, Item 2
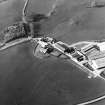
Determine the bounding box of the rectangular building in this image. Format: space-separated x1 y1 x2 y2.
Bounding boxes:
92 57 105 70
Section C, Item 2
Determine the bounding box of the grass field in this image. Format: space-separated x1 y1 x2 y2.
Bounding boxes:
0 0 105 105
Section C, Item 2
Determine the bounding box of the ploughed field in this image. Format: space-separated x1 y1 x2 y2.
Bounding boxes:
0 0 105 105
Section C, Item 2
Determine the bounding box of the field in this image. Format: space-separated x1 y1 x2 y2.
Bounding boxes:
0 0 105 105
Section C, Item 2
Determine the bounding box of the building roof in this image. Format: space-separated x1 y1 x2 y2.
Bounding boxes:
98 42 105 51
92 57 105 69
